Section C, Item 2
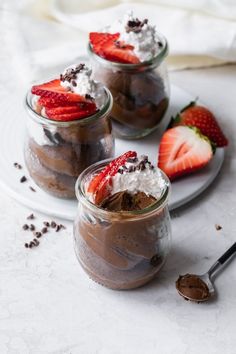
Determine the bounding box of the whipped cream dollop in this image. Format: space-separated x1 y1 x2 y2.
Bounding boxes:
106 11 163 62
111 155 168 200
60 63 105 108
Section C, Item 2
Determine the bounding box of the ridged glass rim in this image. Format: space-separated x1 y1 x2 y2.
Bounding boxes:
75 158 171 219
88 32 168 70
24 86 113 127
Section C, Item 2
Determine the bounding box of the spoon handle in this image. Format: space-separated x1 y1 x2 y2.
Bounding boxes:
218 242 236 264
208 242 236 277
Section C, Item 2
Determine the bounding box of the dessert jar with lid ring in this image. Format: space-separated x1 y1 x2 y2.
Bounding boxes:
24 85 114 199
88 34 170 139
74 159 172 290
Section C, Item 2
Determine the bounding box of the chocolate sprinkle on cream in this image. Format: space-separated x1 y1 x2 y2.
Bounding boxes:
60 64 85 83
125 18 148 33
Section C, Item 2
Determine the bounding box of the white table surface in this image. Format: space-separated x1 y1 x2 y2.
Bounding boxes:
0 64 236 354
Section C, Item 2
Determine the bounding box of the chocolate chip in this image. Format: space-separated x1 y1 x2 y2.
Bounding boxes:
72 80 77 87
51 221 57 228
24 243 29 248
41 227 48 234
118 168 124 174
128 165 136 173
22 224 29 230
29 242 34 248
34 232 42 238
59 224 66 230
27 213 35 220
150 254 161 267
85 93 94 100
20 176 27 183
55 225 61 232
139 162 146 171
29 186 36 192
43 221 50 227
33 238 40 246
215 224 222 231
29 224 35 231
14 162 22 169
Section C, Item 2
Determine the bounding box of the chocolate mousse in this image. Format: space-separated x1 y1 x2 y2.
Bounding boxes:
176 274 210 302
74 151 171 289
89 11 169 138
24 63 114 198
101 191 157 212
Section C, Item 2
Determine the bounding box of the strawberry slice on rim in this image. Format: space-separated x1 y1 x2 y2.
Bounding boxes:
88 151 137 205
89 32 140 64
158 126 214 181
32 79 88 103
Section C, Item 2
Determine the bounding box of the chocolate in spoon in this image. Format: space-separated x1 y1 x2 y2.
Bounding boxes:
176 242 236 302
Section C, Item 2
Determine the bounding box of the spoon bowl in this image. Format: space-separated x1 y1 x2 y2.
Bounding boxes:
176 242 236 303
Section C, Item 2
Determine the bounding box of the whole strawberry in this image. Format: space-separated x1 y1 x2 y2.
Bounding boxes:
169 101 228 147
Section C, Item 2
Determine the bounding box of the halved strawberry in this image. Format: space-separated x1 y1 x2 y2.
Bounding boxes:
89 32 140 64
88 151 137 204
32 79 87 103
158 126 214 181
169 101 228 147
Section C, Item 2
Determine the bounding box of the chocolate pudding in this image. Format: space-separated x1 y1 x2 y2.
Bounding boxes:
89 12 169 139
74 152 171 289
91 67 169 137
176 274 210 302
24 63 114 198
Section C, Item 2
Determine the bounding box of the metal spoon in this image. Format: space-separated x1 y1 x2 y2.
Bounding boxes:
176 242 236 302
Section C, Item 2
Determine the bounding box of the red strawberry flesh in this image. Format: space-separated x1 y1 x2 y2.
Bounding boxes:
32 79 87 103
158 126 213 180
89 32 140 64
88 151 137 204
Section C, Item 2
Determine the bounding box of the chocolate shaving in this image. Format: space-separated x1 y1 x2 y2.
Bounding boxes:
27 213 35 220
125 18 148 33
60 63 85 83
215 224 222 231
14 162 22 169
20 176 27 183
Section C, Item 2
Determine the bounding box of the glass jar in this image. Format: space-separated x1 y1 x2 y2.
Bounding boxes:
74 159 172 290
88 34 170 139
24 88 114 198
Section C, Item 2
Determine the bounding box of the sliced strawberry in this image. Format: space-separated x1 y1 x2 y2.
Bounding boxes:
169 101 228 147
88 151 137 204
158 126 214 181
45 108 98 121
45 101 97 116
38 97 96 110
89 32 119 52
89 32 140 64
32 79 87 103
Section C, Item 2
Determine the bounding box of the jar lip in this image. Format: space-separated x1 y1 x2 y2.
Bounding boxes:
88 32 168 70
75 158 171 218
24 87 113 127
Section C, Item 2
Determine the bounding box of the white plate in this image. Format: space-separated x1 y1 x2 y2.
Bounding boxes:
0 84 224 220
